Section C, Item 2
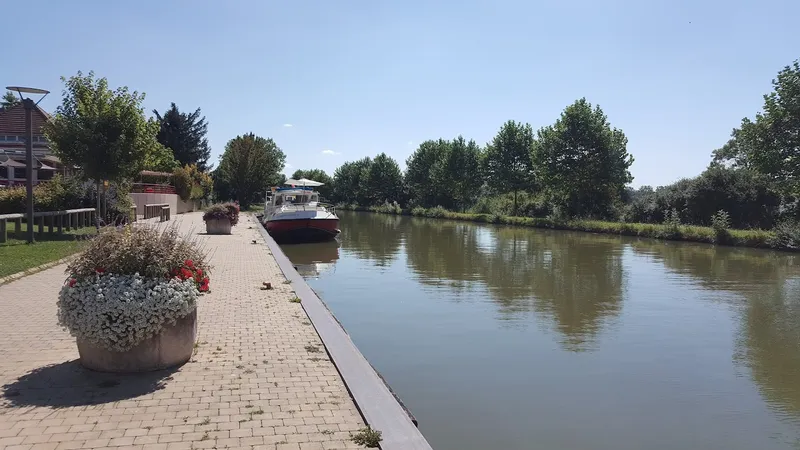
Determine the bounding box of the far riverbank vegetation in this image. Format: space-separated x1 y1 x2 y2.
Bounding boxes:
290 59 800 251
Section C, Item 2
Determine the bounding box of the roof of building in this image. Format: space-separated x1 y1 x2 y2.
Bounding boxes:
0 104 51 135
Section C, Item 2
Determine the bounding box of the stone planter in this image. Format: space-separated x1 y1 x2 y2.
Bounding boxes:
205 218 232 235
77 309 197 373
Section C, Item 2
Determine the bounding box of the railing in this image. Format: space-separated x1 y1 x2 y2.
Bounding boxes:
132 183 176 194
0 208 96 243
144 203 171 222
274 203 336 214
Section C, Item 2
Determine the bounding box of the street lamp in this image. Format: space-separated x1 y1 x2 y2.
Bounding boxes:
6 86 49 243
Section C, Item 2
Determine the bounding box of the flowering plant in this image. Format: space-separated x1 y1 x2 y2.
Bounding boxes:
58 274 199 352
202 202 239 226
57 224 210 352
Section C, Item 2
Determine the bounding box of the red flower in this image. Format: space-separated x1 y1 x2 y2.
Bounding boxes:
68 278 77 287
195 268 203 278
180 268 192 280
185 259 194 268
95 267 106 274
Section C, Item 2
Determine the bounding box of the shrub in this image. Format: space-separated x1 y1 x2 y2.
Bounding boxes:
710 209 732 244
172 166 193 201
0 175 91 214
203 202 239 226
67 224 210 280
769 220 800 250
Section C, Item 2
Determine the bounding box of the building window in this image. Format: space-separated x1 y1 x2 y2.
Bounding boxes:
0 166 7 179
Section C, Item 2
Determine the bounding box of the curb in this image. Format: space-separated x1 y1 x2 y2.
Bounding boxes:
0 256 73 286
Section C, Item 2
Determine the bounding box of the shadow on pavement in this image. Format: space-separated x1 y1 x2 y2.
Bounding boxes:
1 360 178 407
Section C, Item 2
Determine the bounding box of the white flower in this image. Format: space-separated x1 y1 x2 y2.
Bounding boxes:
57 274 199 352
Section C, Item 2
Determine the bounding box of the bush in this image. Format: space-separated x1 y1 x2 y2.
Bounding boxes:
710 209 732 244
172 166 193 201
769 220 800 250
203 202 239 226
0 175 91 214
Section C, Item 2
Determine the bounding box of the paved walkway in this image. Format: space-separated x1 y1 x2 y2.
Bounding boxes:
0 212 365 450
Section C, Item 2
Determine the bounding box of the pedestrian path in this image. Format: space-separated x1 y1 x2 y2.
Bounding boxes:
0 212 365 449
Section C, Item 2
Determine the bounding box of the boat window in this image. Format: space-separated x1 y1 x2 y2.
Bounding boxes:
275 196 283 205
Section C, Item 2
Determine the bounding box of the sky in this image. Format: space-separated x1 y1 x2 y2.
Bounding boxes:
5 0 799 187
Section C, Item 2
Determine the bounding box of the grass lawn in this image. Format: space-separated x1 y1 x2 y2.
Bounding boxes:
0 223 96 279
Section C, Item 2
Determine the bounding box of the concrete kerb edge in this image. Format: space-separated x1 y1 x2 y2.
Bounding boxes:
0 256 73 286
250 213 434 450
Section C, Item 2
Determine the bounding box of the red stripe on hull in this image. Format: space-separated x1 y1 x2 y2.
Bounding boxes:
265 218 340 243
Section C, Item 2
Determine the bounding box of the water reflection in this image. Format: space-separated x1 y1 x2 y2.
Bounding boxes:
338 212 403 267
631 242 800 423
281 240 339 278
345 214 627 351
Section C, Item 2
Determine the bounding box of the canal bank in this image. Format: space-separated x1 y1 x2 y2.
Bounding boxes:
336 204 798 252
255 213 433 450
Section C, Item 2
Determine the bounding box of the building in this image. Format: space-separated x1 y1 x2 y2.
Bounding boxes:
0 103 66 187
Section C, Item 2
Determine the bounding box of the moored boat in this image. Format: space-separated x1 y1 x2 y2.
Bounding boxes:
262 179 340 244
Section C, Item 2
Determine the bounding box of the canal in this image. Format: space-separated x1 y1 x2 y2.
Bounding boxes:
280 211 800 450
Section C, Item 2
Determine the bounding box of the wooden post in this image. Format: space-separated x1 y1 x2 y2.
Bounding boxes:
0 219 6 244
58 214 63 234
65 213 72 231
38 216 44 235
48 216 54 234
14 217 21 233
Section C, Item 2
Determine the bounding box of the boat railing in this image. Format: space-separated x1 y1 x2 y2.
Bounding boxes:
276 203 336 215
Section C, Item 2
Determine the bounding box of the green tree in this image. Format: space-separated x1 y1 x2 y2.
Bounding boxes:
483 120 536 215
291 169 334 200
713 60 800 197
363 153 404 205
442 136 483 211
533 98 633 219
218 133 285 208
142 139 180 173
406 139 451 208
153 103 212 171
44 71 160 213
1 90 19 109
332 157 372 204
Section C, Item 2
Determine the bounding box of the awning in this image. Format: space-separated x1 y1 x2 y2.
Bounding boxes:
39 163 57 171
0 159 26 168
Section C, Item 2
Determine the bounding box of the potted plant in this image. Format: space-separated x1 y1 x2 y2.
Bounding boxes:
203 202 239 235
57 225 210 373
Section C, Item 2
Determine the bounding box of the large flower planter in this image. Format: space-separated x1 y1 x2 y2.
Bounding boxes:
205 218 232 235
77 309 197 373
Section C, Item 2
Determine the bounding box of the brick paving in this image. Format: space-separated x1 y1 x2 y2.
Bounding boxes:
0 212 366 449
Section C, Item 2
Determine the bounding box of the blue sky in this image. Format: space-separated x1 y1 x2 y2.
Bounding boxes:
5 0 799 187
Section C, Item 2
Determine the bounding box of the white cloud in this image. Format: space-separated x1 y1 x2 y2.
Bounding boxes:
285 163 293 169
283 123 293 128
321 149 341 155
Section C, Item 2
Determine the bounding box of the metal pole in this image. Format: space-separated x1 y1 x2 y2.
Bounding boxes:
23 98 34 243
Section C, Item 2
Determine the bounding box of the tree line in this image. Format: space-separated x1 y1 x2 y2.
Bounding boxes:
294 58 800 231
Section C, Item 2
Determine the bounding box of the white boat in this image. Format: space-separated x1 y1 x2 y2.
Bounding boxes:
262 178 340 243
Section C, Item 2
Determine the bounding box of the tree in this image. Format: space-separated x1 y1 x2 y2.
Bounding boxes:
217 133 285 207
532 98 633 219
142 140 180 173
332 157 372 204
406 139 450 208
44 71 160 214
153 103 211 171
442 136 483 211
291 169 334 200
483 120 536 215
362 153 403 205
713 59 800 197
1 90 19 109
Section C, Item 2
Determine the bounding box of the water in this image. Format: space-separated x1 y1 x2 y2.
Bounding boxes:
280 211 800 450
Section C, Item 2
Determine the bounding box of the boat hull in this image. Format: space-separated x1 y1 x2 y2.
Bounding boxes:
265 218 340 244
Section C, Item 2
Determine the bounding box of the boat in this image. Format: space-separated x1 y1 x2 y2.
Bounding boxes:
262 178 340 244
